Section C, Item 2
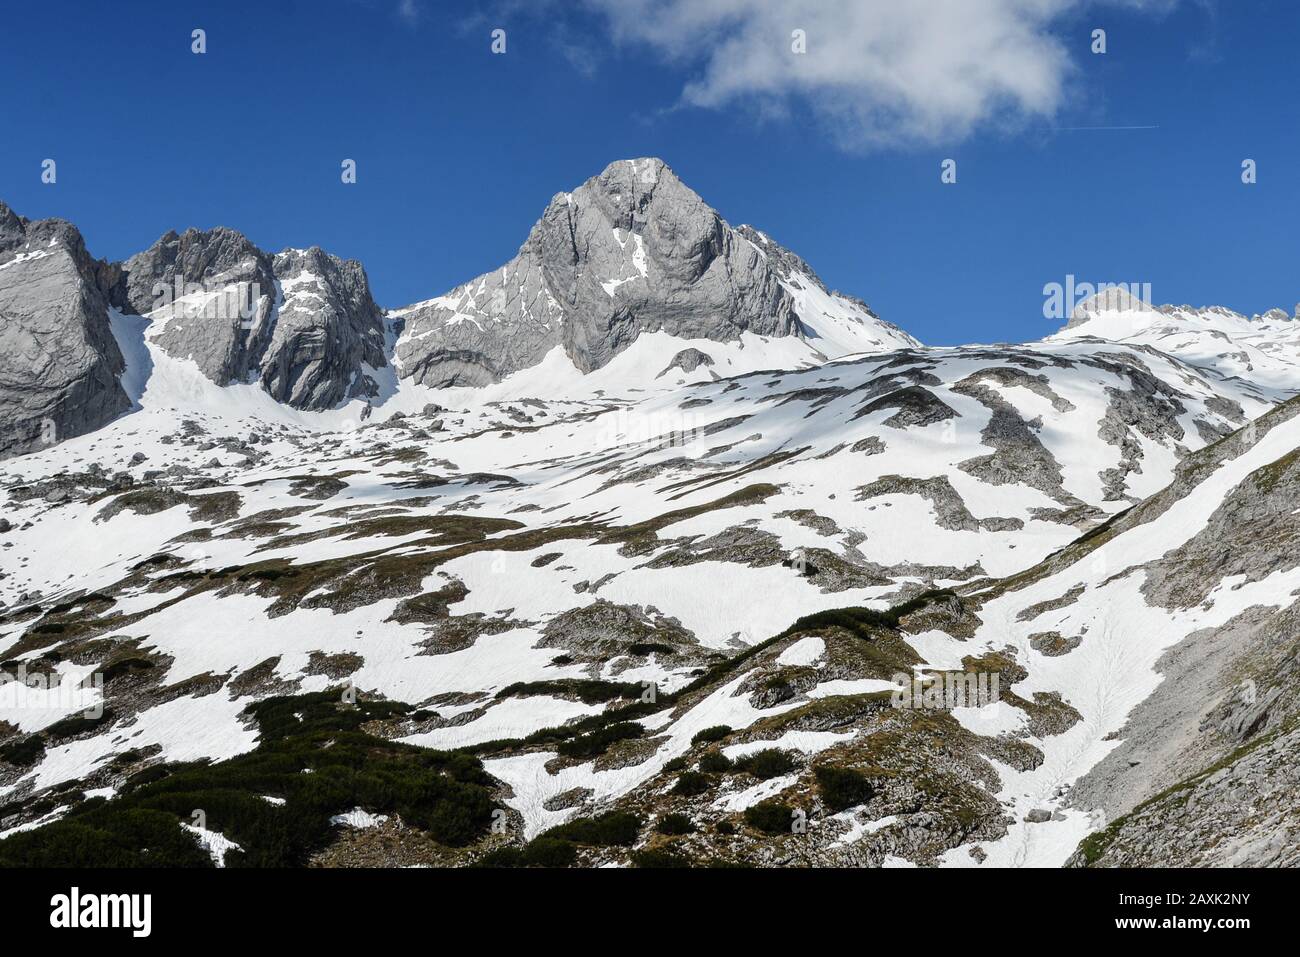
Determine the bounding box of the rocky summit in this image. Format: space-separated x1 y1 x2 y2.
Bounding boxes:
392 158 917 387
0 160 1297 871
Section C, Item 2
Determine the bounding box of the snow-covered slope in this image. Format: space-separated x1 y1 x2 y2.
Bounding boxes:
939 394 1300 867
0 315 1286 865
1050 291 1300 400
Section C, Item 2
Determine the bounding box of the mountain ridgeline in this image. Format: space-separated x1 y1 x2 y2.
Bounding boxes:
0 158 916 459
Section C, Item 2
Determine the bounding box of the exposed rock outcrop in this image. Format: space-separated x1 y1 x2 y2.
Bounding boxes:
113 228 385 410
0 202 130 459
394 158 912 388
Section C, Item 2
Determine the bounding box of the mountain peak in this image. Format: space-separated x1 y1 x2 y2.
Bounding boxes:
1066 285 1156 328
395 159 914 388
599 156 669 182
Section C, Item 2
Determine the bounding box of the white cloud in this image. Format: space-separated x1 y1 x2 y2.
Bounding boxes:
585 0 1181 149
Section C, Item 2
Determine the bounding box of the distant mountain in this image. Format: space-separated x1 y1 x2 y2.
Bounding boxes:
115 230 387 411
0 207 388 459
1051 289 1300 399
0 159 918 459
392 158 918 388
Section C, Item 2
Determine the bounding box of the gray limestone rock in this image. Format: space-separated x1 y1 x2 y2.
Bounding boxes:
0 202 130 459
658 348 714 378
394 158 807 388
113 228 385 410
856 474 1022 533
264 247 386 408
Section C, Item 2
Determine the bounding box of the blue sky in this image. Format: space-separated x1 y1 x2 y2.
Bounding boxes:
3 0 1297 345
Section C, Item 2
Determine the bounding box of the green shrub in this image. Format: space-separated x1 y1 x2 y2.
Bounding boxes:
733 749 797 779
541 811 642 847
521 837 579 867
744 801 796 835
0 736 45 767
496 679 643 705
697 750 732 773
100 656 156 684
627 642 675 657
555 722 644 758
0 809 212 867
632 848 692 868
122 764 174 791
778 591 957 639
691 726 732 746
476 846 525 868
0 691 496 867
671 772 711 797
662 756 688 773
44 709 115 741
656 813 696 836
245 692 410 741
478 837 577 868
815 765 873 812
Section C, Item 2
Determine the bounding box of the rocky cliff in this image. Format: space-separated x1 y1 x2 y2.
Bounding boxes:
0 202 129 459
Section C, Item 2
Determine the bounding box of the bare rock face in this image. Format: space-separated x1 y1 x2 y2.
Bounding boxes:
394 158 804 388
265 248 386 408
1070 718 1300 868
114 226 275 390
114 229 385 410
0 202 130 459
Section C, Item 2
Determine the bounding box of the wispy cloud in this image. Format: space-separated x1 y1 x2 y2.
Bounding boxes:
584 0 1185 150
1185 0 1222 63
396 0 420 27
